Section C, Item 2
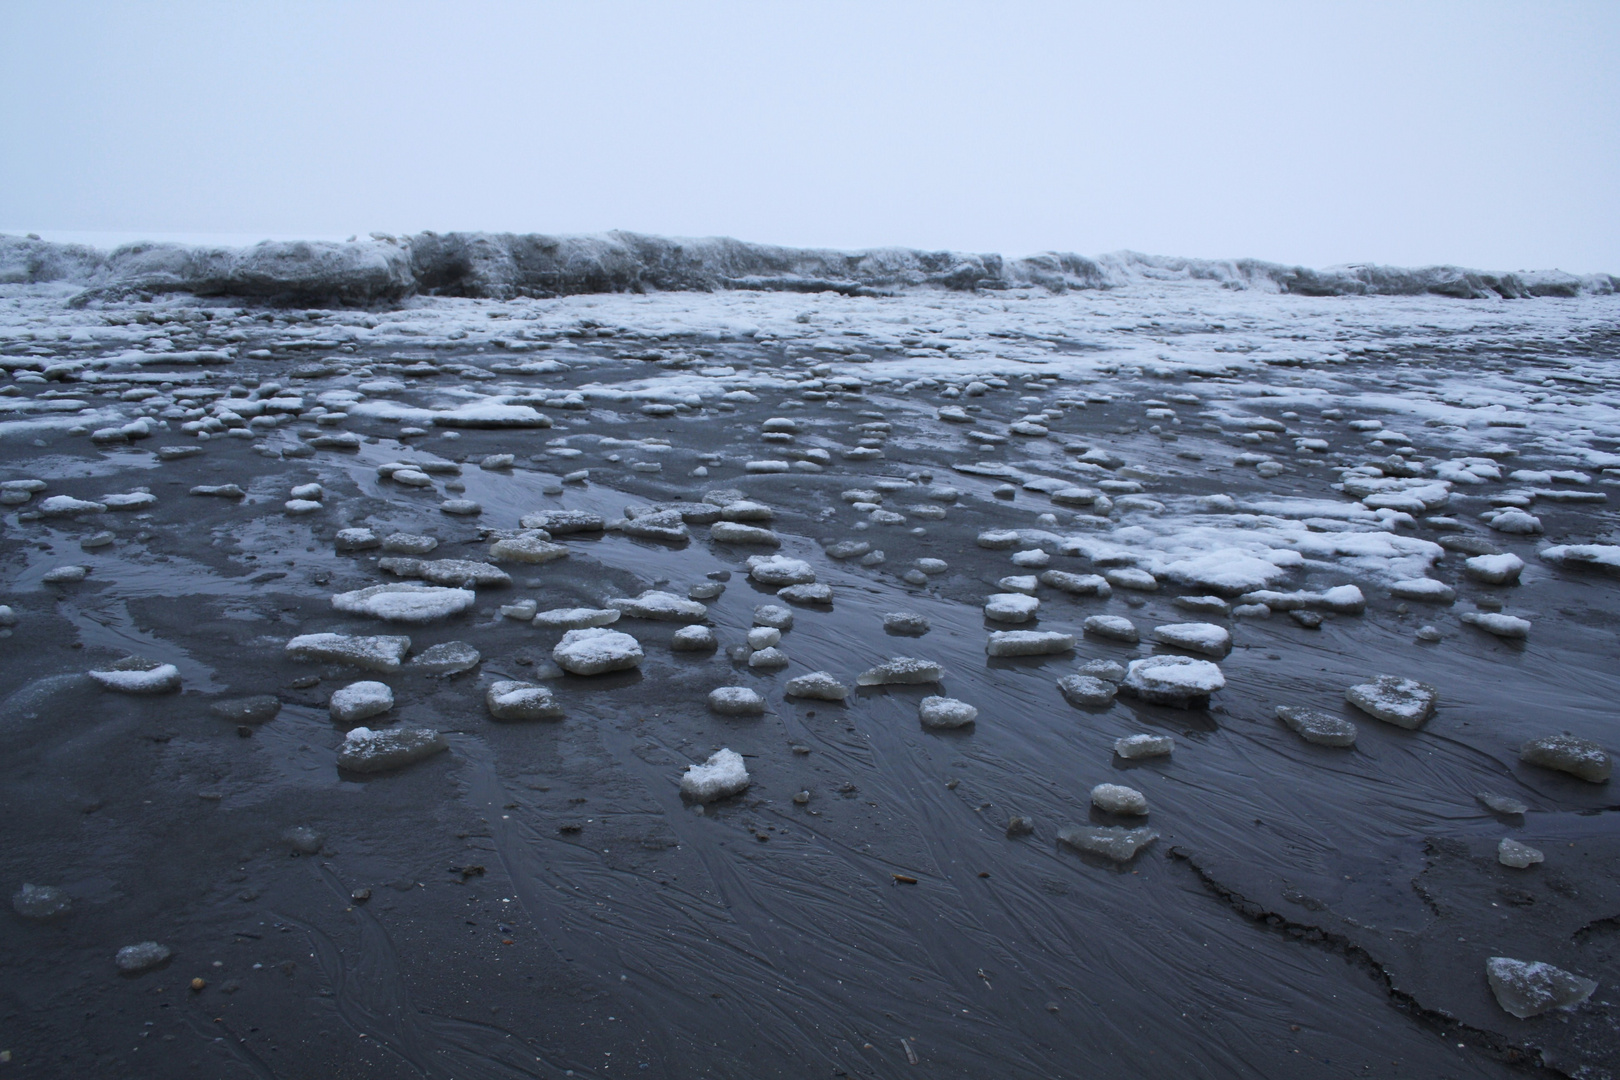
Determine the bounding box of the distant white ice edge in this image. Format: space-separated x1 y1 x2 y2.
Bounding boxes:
1 230 1613 309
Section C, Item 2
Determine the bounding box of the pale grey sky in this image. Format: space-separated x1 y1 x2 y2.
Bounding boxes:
2 1 1616 271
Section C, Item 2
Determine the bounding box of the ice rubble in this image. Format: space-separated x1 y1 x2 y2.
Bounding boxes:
785 672 848 701
986 631 1074 657
1114 734 1173 760
857 658 944 686
1150 623 1231 659
709 687 766 716
1059 675 1117 708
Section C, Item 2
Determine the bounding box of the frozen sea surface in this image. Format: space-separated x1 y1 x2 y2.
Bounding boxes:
1 235 1617 1078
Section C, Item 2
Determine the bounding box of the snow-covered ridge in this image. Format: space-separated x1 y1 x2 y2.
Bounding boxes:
2 231 1613 307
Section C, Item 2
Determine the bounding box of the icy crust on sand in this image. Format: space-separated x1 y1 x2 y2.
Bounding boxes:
9 232 1613 306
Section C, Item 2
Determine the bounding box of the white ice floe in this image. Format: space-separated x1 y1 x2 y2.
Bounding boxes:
1460 611 1531 639
1485 957 1598 1019
1276 706 1357 747
609 591 709 622
532 607 621 630
88 661 182 695
857 657 944 685
1520 734 1610 783
1114 733 1173 759
747 556 816 586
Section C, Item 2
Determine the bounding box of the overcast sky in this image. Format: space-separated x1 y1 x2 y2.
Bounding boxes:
2 1 1615 271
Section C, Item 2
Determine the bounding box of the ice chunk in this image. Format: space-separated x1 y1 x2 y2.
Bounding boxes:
883 612 930 635
39 495 106 516
1345 676 1437 729
609 591 708 623
332 584 475 624
785 672 848 701
1150 622 1231 659
337 726 449 773
432 403 551 428
381 533 438 555
210 695 281 725
12 883 71 920
1121 656 1224 708
1276 706 1357 747
857 657 944 685
405 559 510 588
102 491 158 510
710 521 781 546
747 646 789 670
748 556 816 586
1485 957 1597 1019
490 532 569 564
1487 509 1541 535
997 575 1039 595
1390 578 1455 603
1079 659 1126 682
826 540 871 560
1058 674 1117 708
485 680 562 721
1104 568 1158 592
1538 543 1620 578
1497 838 1544 869
919 696 978 729
747 627 781 649
753 604 793 630
1083 615 1138 644
286 633 410 672
984 593 1039 624
1162 551 1291 596
533 607 621 630
329 681 393 723
1463 553 1524 585
1039 570 1111 597
722 500 774 522
42 565 89 584
409 641 480 675
519 509 604 534
671 625 717 651
680 748 750 803
1461 612 1531 639
115 942 172 973
553 628 644 675
1520 734 1610 783
1058 825 1159 863
1011 548 1051 568
1478 792 1528 816
1114 733 1173 759
977 530 1020 550
709 687 766 716
622 509 690 543
986 631 1075 657
1091 783 1148 815
336 527 380 552
1239 586 1366 615
88 659 181 695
